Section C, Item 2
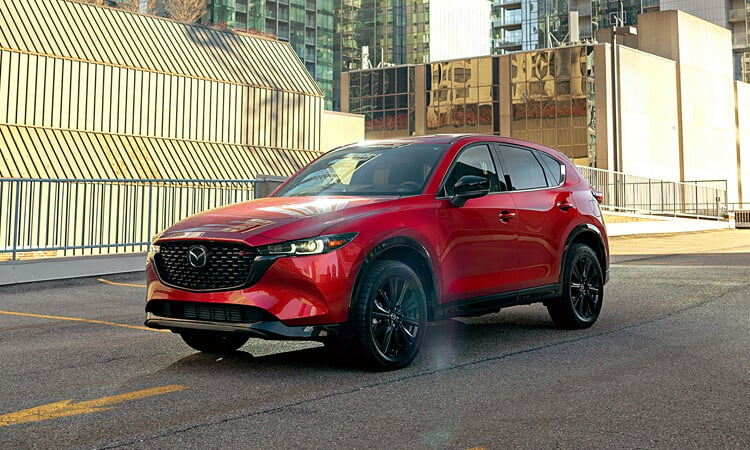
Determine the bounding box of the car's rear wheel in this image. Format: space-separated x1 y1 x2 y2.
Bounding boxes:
547 243 604 329
353 260 427 370
179 331 249 354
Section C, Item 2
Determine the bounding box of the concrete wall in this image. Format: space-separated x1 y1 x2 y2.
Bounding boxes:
430 0 491 61
659 0 729 28
618 47 681 181
321 111 365 151
639 10 740 202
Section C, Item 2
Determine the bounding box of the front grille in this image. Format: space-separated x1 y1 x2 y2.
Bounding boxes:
154 241 256 291
147 300 275 323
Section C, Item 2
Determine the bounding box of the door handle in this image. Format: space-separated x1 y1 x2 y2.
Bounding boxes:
556 201 575 211
498 211 517 222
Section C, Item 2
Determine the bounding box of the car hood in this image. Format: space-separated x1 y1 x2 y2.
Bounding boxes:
155 196 398 245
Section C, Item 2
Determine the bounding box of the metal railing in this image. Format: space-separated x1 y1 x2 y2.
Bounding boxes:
0 179 265 261
576 167 728 219
0 170 732 262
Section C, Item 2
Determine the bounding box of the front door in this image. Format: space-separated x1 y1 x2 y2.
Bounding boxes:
436 143 520 303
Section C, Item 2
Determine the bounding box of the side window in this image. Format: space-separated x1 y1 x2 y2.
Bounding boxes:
536 151 566 186
500 146 548 191
443 144 503 196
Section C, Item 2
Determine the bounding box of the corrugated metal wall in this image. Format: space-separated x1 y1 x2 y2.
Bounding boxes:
0 124 319 179
0 0 321 94
0 0 324 179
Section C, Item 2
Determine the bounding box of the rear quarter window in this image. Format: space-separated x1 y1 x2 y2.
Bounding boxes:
536 152 566 186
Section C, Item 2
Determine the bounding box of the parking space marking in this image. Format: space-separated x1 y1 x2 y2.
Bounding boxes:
97 278 146 288
0 310 168 332
0 385 189 426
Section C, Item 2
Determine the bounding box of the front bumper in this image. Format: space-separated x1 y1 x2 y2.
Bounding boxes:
145 240 362 329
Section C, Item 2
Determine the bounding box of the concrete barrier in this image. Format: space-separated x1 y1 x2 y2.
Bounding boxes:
734 210 750 229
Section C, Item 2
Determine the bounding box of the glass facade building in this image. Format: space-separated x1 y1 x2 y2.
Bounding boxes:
510 46 595 162
730 0 750 82
347 66 417 137
425 58 497 136
491 0 660 54
333 0 490 111
334 0 432 112
344 46 596 166
204 0 335 109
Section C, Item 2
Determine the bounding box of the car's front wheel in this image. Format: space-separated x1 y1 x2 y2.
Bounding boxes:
179 331 249 354
547 243 604 329
353 260 427 370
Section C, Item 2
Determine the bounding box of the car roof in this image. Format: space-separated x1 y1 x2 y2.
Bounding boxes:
355 134 566 158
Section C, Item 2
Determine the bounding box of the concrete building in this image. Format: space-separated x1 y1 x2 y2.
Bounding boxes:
492 1 750 83
342 10 750 204
660 0 750 83
0 0 362 180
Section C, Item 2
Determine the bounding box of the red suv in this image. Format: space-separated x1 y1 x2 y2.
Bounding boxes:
145 135 609 370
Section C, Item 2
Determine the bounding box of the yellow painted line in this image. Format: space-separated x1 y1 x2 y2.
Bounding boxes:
0 310 168 333
97 278 146 288
0 385 189 426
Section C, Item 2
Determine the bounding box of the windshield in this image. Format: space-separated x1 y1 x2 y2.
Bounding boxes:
274 142 448 197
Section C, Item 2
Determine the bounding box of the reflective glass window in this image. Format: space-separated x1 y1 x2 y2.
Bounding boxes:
443 144 502 196
536 152 565 186
500 146 548 191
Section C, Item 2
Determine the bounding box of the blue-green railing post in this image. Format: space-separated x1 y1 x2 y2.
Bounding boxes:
12 180 22 261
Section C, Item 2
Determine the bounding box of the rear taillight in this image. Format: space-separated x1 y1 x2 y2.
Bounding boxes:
592 189 604 204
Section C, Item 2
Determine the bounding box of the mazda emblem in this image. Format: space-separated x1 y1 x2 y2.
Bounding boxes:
187 245 209 268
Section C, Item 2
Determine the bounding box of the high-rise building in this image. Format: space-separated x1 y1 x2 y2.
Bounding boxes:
492 1 750 82
204 0 335 109
333 0 490 110
491 1 660 54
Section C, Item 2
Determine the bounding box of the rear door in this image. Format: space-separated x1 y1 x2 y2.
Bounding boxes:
496 144 573 290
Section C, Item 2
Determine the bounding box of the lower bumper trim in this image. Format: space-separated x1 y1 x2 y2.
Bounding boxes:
144 314 345 340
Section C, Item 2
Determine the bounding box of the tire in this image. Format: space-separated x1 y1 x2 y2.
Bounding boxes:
547 243 604 329
179 330 249 354
352 260 427 370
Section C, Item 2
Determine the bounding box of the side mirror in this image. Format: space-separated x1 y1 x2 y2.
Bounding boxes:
450 175 490 207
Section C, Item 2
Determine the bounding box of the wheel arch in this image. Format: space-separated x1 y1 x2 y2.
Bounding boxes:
351 236 440 321
562 224 609 282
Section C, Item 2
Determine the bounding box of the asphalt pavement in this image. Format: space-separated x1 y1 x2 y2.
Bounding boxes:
0 228 748 449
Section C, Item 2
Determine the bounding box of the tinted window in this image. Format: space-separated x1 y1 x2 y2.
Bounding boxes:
443 144 503 196
500 146 548 190
275 143 447 197
537 152 565 186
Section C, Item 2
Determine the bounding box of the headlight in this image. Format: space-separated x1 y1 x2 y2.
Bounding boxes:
257 233 357 256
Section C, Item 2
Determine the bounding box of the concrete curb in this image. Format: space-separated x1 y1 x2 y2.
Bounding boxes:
605 217 731 237
0 253 146 286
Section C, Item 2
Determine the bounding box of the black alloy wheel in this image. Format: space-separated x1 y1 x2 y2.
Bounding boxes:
179 330 249 354
353 260 427 370
547 243 604 329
